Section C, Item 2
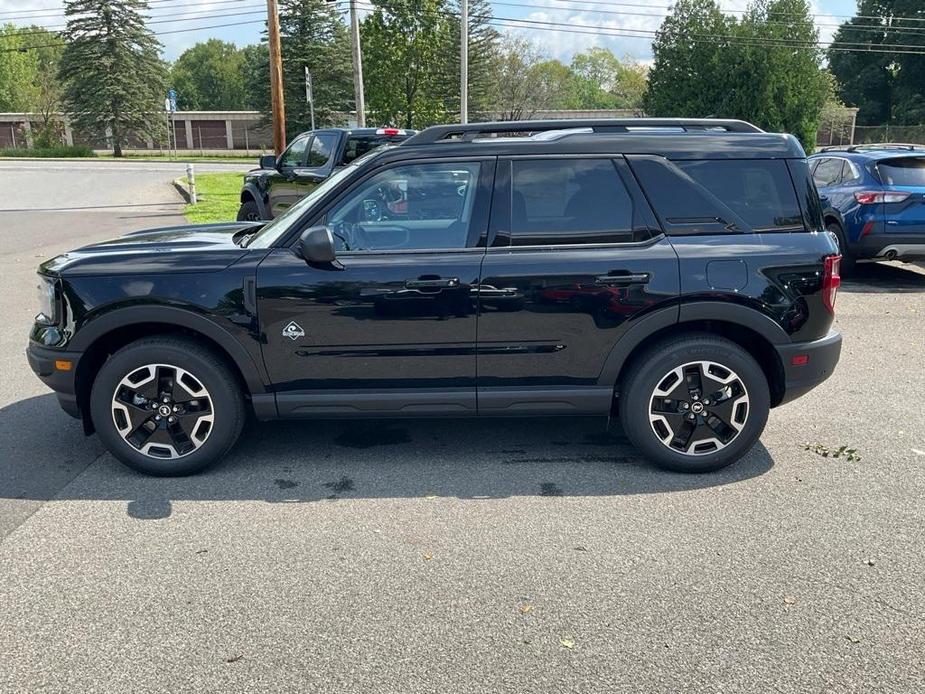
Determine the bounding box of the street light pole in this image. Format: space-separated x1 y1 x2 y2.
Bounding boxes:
460 0 468 124
267 0 286 154
349 0 366 127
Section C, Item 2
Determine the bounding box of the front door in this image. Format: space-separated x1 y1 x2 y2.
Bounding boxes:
476 156 680 415
256 157 495 417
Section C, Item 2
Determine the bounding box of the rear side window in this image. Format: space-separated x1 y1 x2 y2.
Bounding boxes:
676 160 804 231
509 158 644 245
811 158 842 187
878 158 925 185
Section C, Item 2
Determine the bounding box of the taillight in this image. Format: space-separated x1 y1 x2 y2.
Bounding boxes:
822 255 841 314
377 127 404 136
854 191 911 204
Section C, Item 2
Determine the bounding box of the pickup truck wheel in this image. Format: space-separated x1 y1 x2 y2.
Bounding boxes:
89 337 245 476
236 199 263 222
619 335 770 473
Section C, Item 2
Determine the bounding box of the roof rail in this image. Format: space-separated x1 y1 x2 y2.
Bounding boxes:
402 118 764 145
843 143 922 153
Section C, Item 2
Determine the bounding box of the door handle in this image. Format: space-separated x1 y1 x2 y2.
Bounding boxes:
595 272 650 286
405 277 460 289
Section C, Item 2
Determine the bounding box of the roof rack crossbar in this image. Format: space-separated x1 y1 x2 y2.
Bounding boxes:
403 118 764 145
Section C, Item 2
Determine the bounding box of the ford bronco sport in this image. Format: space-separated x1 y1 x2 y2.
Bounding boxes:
28 119 842 476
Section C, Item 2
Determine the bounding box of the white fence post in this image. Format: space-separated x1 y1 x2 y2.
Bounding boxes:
186 163 197 204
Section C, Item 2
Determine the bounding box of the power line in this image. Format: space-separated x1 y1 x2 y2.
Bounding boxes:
341 1 925 54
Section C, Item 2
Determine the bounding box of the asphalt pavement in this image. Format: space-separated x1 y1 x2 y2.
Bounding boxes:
0 161 923 693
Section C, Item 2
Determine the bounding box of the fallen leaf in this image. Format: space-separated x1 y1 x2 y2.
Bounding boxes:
225 654 244 663
845 635 862 644
560 639 574 649
195 549 208 555
423 553 433 561
573 545 588 552
783 595 797 605
865 559 876 567
520 604 534 614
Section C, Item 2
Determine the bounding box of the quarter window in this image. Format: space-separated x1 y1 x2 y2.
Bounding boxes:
326 162 482 251
509 159 640 245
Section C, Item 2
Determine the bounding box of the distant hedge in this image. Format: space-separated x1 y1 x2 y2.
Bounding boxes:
0 145 96 158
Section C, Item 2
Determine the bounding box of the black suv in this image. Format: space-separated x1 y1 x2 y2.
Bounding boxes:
28 119 843 476
238 127 414 221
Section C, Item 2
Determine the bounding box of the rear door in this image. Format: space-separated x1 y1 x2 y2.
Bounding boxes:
877 156 925 236
476 155 679 415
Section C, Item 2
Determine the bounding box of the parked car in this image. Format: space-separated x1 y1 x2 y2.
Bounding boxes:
28 118 842 477
238 127 415 221
809 144 925 272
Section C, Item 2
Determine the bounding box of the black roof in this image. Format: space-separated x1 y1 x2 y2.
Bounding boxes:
393 119 805 160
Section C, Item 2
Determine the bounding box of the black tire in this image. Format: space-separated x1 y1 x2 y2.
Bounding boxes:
90 336 246 476
236 198 263 222
619 334 770 473
827 222 856 275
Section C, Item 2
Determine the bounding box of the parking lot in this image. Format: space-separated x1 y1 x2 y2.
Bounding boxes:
1 160 923 692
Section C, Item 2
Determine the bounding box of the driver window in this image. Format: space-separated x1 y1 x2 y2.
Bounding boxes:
326 162 481 252
279 136 309 168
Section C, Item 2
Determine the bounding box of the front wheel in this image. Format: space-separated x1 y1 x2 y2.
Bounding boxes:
236 198 263 222
90 336 246 476
619 334 770 473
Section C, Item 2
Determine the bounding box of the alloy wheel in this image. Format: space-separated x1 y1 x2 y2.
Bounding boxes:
648 360 749 456
111 363 215 459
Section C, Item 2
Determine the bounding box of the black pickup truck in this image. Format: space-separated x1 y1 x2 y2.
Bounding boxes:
238 127 414 221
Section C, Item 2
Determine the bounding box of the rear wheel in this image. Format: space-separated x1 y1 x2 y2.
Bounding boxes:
90 336 245 476
236 198 263 222
619 334 770 473
827 222 855 275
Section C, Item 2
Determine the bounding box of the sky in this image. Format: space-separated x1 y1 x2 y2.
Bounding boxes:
0 0 862 64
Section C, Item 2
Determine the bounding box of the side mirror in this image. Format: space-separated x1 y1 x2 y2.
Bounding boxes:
259 154 277 169
299 226 340 266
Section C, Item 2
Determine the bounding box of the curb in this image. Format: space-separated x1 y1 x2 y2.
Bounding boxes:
172 178 192 204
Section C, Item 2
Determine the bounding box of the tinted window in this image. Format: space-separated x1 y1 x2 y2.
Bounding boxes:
811 158 842 187
510 159 637 245
878 157 925 185
677 159 804 231
343 134 408 163
307 133 337 167
326 162 481 251
279 136 308 168
840 160 859 184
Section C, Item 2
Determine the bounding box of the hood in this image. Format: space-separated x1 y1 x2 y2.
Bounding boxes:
41 221 265 277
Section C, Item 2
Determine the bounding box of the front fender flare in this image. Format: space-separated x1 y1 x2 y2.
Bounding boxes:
240 182 270 219
69 305 269 395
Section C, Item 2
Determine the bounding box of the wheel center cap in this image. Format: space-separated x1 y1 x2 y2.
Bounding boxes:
158 405 172 417
691 402 705 414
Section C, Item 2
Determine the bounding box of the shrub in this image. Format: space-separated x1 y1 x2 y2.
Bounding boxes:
0 145 96 158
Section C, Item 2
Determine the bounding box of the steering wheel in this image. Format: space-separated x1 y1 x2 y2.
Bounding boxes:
330 221 371 251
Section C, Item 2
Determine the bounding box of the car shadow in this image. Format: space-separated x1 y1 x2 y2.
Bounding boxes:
1 394 775 521
841 261 925 293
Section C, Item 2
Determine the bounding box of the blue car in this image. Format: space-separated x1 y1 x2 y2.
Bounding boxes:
808 144 925 272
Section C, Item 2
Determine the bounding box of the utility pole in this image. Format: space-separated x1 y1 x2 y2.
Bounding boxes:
349 0 365 127
460 0 468 124
267 0 286 154
305 66 315 130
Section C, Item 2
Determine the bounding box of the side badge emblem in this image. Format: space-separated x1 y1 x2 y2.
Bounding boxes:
282 321 305 341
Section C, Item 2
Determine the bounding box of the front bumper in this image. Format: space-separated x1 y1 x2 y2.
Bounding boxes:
855 233 925 261
774 330 842 406
26 342 83 418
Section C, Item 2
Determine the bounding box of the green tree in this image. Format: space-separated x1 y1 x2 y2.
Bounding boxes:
644 0 829 149
58 0 167 156
362 0 455 128
251 0 353 136
829 0 925 125
0 25 65 144
441 0 500 119
530 59 583 111
570 47 648 110
170 40 248 111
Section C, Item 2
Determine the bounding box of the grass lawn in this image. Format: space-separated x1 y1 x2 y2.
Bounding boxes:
101 153 256 163
182 172 245 224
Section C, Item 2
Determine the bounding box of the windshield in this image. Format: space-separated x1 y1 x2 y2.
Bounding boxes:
247 147 391 249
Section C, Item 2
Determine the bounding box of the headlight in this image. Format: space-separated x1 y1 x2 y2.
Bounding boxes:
35 275 58 325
